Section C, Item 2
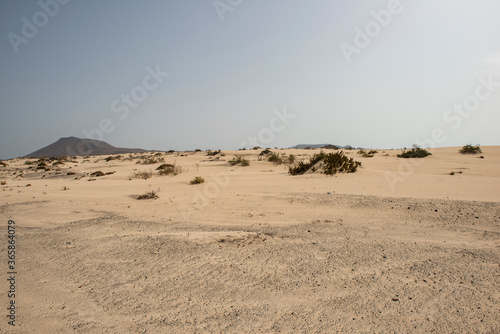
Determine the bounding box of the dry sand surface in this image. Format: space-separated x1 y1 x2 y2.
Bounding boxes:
1 147 499 333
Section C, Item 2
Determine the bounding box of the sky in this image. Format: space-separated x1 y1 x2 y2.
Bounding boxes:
1 0 499 159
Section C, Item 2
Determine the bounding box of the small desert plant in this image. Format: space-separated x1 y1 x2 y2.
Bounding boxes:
268 152 282 164
259 149 273 156
1 181 6 185
195 149 202 152
136 155 165 165
190 176 205 185
157 163 183 176
36 161 48 169
322 151 362 174
105 155 122 162
267 152 296 165
288 151 361 175
206 149 221 156
130 170 153 179
62 185 69 191
137 190 159 200
459 144 482 154
397 147 432 158
357 149 376 158
228 155 250 167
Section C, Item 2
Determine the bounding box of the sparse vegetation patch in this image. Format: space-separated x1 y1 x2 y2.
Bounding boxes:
136 155 165 165
206 150 221 156
156 163 183 176
228 155 250 167
137 190 159 200
267 152 296 165
105 155 122 162
190 176 205 185
130 170 153 179
288 151 361 175
459 144 482 154
397 147 432 158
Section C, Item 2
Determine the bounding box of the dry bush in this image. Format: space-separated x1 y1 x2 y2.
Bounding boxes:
137 190 159 200
130 170 153 179
190 176 205 184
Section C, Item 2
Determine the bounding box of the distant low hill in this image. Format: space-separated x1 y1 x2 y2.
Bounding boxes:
24 137 148 158
292 144 355 150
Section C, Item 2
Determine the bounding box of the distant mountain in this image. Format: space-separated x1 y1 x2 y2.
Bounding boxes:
292 144 354 150
24 137 148 158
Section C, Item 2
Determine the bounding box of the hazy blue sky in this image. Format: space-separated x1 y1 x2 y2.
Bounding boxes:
1 0 499 159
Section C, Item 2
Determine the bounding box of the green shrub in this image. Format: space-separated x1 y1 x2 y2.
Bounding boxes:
268 152 282 164
136 155 165 165
397 147 432 158
156 163 182 176
206 149 221 156
105 155 122 162
228 155 250 167
357 149 376 158
459 144 482 154
190 176 205 185
288 151 361 175
37 162 48 169
267 152 296 165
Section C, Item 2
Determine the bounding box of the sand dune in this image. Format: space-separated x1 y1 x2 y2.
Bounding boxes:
1 147 499 332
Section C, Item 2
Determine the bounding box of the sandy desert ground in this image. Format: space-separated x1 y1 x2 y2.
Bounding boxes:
0 146 499 333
